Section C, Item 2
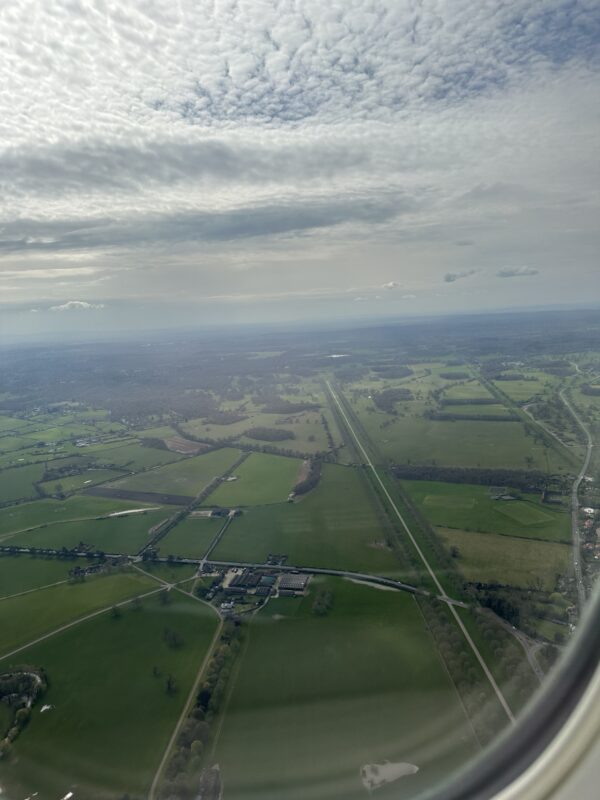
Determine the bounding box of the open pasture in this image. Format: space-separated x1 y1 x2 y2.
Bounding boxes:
0 570 156 658
0 555 90 598
214 577 478 800
213 464 402 575
207 453 301 507
1 592 218 800
4 509 169 554
89 440 183 470
0 463 45 504
352 400 569 473
39 468 126 496
159 516 223 559
442 381 495 401
436 528 571 590
402 481 570 542
0 495 152 539
106 447 241 495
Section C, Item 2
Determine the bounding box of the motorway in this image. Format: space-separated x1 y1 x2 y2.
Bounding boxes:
559 387 593 611
325 379 516 723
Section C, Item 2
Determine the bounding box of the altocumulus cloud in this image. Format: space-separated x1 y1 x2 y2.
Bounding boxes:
0 0 598 315
496 267 540 278
49 300 105 312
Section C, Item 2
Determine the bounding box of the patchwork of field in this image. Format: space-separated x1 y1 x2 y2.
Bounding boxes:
106 447 241 496
1 592 218 799
159 516 223 559
4 509 170 554
213 464 402 575
402 481 571 542
85 441 184 470
214 578 478 800
436 528 572 590
491 372 557 403
207 453 301 507
0 570 156 658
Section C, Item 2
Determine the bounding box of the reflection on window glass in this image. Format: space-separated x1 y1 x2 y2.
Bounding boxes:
0 1 598 799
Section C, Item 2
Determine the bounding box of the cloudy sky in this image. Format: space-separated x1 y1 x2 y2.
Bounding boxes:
1 0 599 337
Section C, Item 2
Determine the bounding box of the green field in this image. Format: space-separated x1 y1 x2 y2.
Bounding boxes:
0 570 156 658
0 463 45 504
0 556 91 598
436 528 572 590
4 509 170 554
441 404 514 418
402 481 571 542
215 578 478 800
159 516 223 559
442 381 494 401
38 468 126 496
213 464 402 575
1 592 219 799
0 495 154 539
88 441 183 470
107 447 241 495
352 398 569 472
207 453 301 506
0 415 32 434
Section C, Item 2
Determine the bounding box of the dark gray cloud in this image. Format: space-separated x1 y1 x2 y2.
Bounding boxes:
496 266 540 278
444 270 477 283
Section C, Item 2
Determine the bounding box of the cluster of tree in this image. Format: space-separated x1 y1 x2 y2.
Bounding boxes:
392 464 551 491
159 620 243 800
440 397 498 406
312 588 334 616
245 427 296 442
293 459 322 496
371 365 413 379
581 383 600 396
0 666 47 757
439 371 471 380
478 592 521 626
372 387 413 414
139 437 169 450
320 413 336 452
492 372 534 381
163 626 184 649
203 411 248 425
425 411 517 422
261 398 320 414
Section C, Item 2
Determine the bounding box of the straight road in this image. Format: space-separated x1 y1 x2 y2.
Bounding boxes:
325 380 515 723
559 387 593 611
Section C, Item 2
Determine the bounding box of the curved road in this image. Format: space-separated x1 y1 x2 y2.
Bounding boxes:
559 387 593 611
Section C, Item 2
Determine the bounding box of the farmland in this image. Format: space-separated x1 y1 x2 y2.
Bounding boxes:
213 464 403 576
0 570 156 658
159 516 224 559
401 480 571 542
214 577 478 800
3 509 170 554
0 555 88 598
106 447 241 496
0 592 218 799
436 528 572 590
206 452 301 506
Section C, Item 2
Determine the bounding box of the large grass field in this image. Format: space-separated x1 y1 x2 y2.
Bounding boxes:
88 440 184 470
0 495 154 539
0 570 156 658
351 396 569 473
0 463 45 504
38 468 126 496
442 381 495 401
4 509 170 554
0 555 91 598
213 464 403 576
402 481 571 542
1 592 219 799
207 453 301 507
107 447 241 495
214 577 478 800
436 528 572 590
159 516 224 558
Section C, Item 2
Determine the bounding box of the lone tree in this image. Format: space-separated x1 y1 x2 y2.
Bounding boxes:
110 605 121 619
165 674 177 695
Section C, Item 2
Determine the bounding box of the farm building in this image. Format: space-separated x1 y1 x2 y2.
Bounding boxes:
278 573 309 592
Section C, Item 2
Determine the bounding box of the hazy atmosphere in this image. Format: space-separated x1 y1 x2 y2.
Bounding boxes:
1 0 599 338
